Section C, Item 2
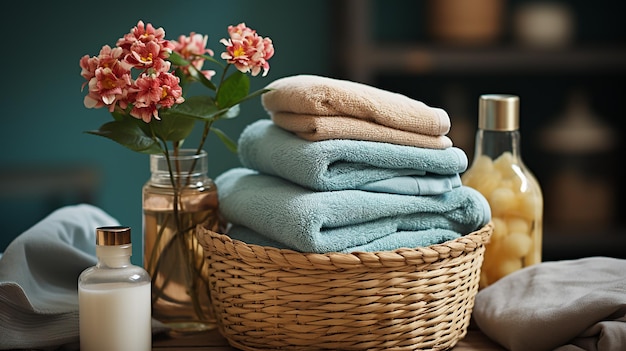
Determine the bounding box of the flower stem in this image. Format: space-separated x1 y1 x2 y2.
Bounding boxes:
194 65 231 157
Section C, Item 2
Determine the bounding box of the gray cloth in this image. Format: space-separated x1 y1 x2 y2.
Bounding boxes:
0 204 168 350
472 257 626 351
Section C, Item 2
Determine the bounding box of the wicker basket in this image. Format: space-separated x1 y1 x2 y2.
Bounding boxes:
197 222 492 351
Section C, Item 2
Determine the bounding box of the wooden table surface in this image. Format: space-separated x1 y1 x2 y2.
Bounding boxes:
152 326 506 350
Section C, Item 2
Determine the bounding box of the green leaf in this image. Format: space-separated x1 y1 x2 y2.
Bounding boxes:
211 127 238 153
216 71 250 108
150 111 196 142
168 96 238 122
169 52 218 91
110 110 127 122
188 65 217 91
85 120 162 154
167 51 190 67
238 88 272 105
174 67 192 89
219 104 240 120
199 54 224 68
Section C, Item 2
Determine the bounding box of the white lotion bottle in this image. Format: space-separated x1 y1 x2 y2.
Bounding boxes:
79 226 151 351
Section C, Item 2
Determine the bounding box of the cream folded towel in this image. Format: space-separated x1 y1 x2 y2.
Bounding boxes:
272 112 453 149
262 74 451 137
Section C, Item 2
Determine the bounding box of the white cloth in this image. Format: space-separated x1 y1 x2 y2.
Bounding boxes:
472 257 626 351
0 204 167 350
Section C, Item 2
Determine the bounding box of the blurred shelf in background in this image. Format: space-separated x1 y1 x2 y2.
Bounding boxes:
341 45 626 82
333 0 626 260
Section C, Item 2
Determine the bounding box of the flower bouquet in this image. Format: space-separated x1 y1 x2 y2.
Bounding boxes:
79 20 275 331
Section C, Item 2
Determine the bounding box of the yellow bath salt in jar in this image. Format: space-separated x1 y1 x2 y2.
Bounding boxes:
462 94 543 289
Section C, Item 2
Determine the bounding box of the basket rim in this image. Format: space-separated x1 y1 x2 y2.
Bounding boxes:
198 222 493 269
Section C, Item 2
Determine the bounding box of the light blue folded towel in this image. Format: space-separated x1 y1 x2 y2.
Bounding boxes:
238 119 468 194
225 224 464 253
215 168 491 253
357 174 462 195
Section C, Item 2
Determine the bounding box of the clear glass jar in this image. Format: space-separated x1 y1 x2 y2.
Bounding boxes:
461 94 543 288
78 226 151 351
142 149 225 332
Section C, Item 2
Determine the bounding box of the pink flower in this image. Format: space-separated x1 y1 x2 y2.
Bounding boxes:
172 33 213 61
156 72 185 108
84 62 133 111
220 23 274 77
172 33 216 80
116 20 170 51
116 20 175 72
130 71 184 122
80 20 275 139
124 40 171 71
79 45 126 90
130 104 159 123
226 23 256 41
249 36 274 77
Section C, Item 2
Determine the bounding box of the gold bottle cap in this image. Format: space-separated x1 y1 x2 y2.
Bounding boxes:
479 94 520 131
96 226 131 246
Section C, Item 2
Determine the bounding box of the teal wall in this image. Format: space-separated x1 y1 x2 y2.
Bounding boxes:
0 0 334 263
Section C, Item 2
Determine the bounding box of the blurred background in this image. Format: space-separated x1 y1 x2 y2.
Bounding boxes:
1 0 624 264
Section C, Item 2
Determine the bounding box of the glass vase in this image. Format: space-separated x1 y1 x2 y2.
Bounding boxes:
142 149 226 333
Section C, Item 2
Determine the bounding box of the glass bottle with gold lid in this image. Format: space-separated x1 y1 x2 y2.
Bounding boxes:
78 226 151 351
461 94 543 288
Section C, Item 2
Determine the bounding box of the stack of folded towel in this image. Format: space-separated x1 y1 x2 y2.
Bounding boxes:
215 74 491 253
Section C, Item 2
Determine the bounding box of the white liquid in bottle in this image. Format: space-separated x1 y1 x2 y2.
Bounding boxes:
79 226 151 351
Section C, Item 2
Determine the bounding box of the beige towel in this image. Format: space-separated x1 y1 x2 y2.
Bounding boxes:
262 74 451 137
272 112 453 149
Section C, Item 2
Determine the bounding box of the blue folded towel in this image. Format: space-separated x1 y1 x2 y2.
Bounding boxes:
238 119 468 194
225 224 465 253
357 174 462 195
215 168 491 253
